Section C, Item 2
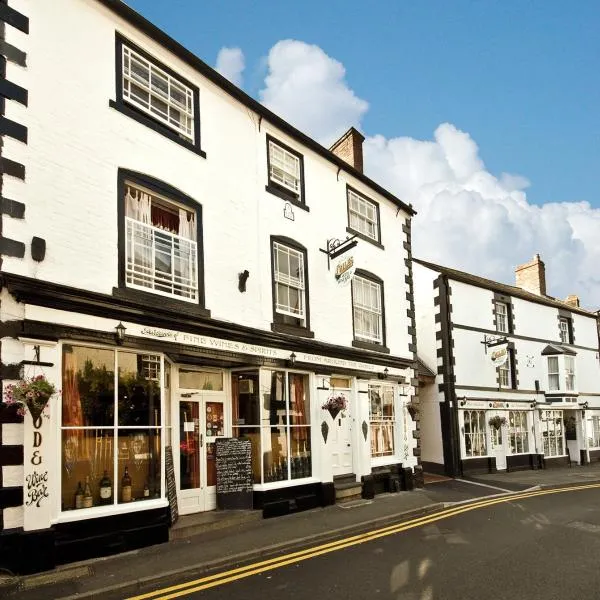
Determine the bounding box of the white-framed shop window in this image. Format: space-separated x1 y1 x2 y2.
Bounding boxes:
508 410 529 454
540 410 565 457
368 383 396 459
588 415 600 449
463 410 487 457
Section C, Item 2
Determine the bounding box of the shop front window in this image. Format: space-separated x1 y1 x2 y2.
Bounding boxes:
369 383 395 458
588 415 600 449
541 410 564 457
508 411 529 454
463 410 487 457
232 370 311 484
61 346 162 512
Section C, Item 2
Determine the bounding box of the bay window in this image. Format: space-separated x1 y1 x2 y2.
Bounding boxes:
369 383 396 458
546 354 576 392
61 346 164 512
565 356 576 391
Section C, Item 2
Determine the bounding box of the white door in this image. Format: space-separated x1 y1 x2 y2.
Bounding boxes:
489 411 507 470
178 392 226 514
330 397 353 477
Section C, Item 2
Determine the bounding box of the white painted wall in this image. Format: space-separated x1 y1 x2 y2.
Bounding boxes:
2 0 413 359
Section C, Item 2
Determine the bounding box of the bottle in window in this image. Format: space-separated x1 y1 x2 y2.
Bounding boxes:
74 481 84 509
83 477 93 508
121 466 132 502
143 481 150 498
99 470 112 504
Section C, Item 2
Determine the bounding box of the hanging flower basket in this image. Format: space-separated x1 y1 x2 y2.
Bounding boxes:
3 375 57 421
488 415 507 430
322 394 347 420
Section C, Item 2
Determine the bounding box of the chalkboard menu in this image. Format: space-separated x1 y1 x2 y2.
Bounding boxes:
165 445 179 525
216 438 253 510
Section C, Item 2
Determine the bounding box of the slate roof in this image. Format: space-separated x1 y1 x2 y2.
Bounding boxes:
413 258 597 318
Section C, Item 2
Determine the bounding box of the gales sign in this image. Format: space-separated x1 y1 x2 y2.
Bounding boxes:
333 253 355 287
490 343 509 367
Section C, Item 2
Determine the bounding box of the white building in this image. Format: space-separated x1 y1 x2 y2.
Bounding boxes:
414 255 600 477
0 0 418 573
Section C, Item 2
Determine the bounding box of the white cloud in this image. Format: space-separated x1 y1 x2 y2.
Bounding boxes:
253 40 600 308
215 47 245 88
259 40 368 146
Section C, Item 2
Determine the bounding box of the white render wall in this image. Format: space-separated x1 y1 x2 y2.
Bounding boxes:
2 0 413 358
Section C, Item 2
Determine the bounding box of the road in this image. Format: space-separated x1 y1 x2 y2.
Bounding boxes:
129 485 600 600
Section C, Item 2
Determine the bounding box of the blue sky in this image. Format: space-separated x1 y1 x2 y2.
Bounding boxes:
128 0 598 208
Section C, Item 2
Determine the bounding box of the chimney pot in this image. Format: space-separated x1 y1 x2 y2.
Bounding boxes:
329 127 365 173
515 254 547 296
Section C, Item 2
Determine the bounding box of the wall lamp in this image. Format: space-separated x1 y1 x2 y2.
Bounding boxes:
530 400 538 409
582 401 589 410
238 270 250 293
288 352 296 368
115 322 126 345
378 367 389 380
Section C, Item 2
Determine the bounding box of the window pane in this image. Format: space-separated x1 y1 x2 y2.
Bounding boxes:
117 429 161 503
232 372 260 426
63 345 115 427
263 426 288 482
179 370 223 391
61 429 114 511
371 422 394 456
233 426 261 483
290 431 311 479
179 401 200 490
118 352 161 426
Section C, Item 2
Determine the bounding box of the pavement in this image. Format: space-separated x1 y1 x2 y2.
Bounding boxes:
3 462 600 600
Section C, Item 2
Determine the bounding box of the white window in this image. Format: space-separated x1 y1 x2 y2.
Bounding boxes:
564 356 576 391
125 182 198 302
508 411 529 454
273 242 306 326
352 276 383 344
463 410 487 457
495 302 508 333
268 141 301 196
348 189 379 242
559 317 571 343
498 352 513 388
541 410 564 457
122 45 194 142
588 415 600 448
369 384 396 458
547 356 560 391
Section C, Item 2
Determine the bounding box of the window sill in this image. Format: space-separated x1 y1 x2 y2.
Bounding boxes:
53 498 168 524
113 287 211 319
109 100 207 158
345 227 384 250
352 339 390 354
253 477 319 491
265 184 309 212
271 322 315 338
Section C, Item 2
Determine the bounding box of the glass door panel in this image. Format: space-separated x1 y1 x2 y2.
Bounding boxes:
179 401 200 490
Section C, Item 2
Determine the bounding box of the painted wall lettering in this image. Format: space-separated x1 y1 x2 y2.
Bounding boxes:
25 470 49 507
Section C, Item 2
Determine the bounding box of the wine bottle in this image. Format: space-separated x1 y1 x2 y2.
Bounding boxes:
75 481 84 509
99 470 112 504
143 481 150 498
121 466 132 502
83 477 93 508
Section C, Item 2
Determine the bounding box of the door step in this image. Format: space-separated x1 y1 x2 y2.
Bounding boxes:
334 474 362 503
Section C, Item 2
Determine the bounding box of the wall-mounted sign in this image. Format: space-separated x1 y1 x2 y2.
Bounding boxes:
333 252 355 287
490 343 509 367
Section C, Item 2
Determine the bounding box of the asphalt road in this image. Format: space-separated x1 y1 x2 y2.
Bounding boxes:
132 486 600 600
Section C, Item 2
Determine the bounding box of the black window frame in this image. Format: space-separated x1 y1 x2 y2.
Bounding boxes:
493 293 514 334
270 235 314 338
115 168 209 316
265 134 307 211
558 311 574 344
110 33 206 158
346 185 384 249
351 269 389 353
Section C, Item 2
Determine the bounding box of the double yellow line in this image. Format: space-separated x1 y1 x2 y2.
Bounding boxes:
128 483 600 600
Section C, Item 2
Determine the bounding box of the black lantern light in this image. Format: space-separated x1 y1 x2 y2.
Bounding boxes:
115 322 126 345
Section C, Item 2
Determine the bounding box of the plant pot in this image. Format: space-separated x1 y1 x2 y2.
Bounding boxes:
327 407 341 420
26 395 51 422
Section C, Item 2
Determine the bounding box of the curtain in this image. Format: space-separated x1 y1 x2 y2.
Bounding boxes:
290 374 308 448
178 208 196 241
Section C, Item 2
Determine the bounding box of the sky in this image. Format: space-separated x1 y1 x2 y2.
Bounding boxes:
127 0 600 307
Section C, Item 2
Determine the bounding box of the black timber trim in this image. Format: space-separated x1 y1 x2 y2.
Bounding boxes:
455 385 538 394
0 445 23 466
345 185 382 247
0 116 26 143
0 78 27 105
0 157 24 179
0 236 24 257
116 168 208 311
0 39 26 67
265 135 307 209
112 33 205 158
96 0 414 217
436 274 460 477
351 268 387 350
0 273 415 370
404 221 417 359
0 3 28 34
451 322 598 353
270 235 312 335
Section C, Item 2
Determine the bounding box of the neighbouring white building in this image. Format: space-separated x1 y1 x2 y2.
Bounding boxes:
414 255 600 477
0 0 419 573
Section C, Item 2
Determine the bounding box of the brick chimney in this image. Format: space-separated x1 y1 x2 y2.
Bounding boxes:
329 127 365 173
565 294 580 308
515 254 547 296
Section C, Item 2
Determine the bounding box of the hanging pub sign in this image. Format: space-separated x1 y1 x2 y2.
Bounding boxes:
490 343 509 367
333 252 355 287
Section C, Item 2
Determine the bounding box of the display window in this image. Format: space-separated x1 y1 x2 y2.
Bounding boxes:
368 383 396 458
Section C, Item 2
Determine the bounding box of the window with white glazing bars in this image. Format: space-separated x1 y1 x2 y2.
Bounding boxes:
348 189 378 242
273 242 306 325
564 356 576 391
269 141 300 195
559 317 570 343
541 410 564 457
495 302 508 333
352 276 383 344
122 46 194 142
588 416 600 448
463 410 487 457
368 384 396 458
498 352 512 388
547 356 560 391
508 411 529 454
